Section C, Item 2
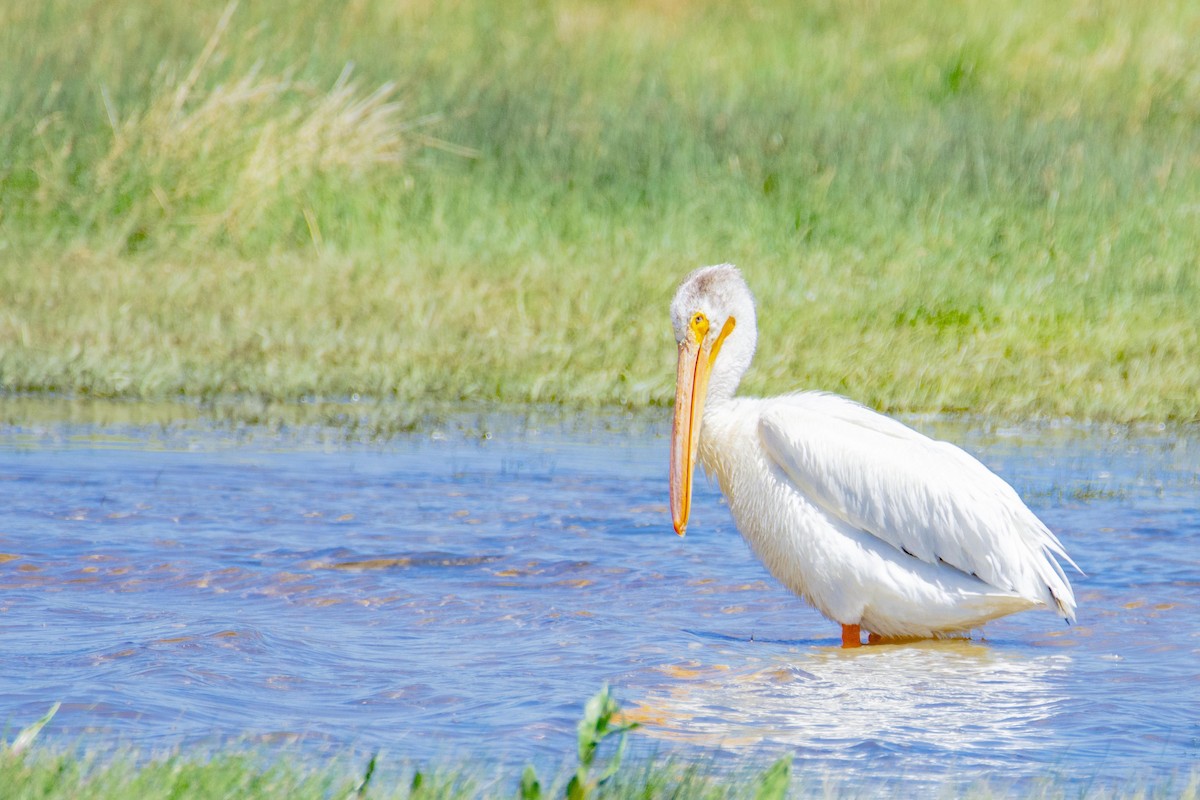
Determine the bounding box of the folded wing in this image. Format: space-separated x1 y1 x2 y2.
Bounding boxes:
758 393 1077 619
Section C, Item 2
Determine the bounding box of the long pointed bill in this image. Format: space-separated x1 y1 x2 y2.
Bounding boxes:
669 316 734 536
669 337 709 536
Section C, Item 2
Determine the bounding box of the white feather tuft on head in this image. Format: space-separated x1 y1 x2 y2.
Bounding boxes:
670 264 758 403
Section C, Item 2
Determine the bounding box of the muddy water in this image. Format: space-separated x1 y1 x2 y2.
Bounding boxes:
1 407 1196 789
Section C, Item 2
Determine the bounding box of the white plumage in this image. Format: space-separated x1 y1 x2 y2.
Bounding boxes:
668 264 1078 645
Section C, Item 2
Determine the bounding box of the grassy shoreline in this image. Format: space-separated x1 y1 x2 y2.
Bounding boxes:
4 691 1195 800
3 247 1197 424
5 747 1197 800
0 392 1194 444
3 0 1199 422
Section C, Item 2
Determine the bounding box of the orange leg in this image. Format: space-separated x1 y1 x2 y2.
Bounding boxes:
867 632 883 645
841 624 862 648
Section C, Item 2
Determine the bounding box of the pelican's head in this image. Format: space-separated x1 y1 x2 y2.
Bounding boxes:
669 264 757 535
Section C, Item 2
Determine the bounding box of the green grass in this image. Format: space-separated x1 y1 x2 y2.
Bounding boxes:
5 693 1196 800
2 0 1199 421
4 752 1197 800
0 692 793 800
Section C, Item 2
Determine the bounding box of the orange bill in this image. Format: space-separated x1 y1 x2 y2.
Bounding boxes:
669 316 734 536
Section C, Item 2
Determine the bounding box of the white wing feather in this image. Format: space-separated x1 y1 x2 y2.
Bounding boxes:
758 393 1077 619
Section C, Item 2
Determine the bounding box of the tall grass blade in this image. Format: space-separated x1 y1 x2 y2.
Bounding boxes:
9 702 61 756
519 765 542 800
353 751 378 798
754 754 792 800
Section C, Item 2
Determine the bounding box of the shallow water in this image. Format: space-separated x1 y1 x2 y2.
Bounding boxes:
1 406 1197 790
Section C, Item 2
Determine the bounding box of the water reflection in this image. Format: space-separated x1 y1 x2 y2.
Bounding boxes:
630 639 1070 777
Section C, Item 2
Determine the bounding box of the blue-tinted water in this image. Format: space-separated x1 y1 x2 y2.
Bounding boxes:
1 407 1197 791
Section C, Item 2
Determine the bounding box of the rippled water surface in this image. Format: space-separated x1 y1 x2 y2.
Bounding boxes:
1 405 1197 790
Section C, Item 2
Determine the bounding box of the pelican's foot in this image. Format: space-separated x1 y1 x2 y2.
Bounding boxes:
840 624 862 648
867 632 883 645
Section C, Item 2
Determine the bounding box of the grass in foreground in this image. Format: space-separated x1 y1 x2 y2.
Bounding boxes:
5 691 1196 800
0 691 783 800
2 1 1199 421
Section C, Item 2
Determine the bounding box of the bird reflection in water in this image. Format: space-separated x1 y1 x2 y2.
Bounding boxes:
623 638 1070 772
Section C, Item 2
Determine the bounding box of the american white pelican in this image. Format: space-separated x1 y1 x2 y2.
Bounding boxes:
669 264 1078 647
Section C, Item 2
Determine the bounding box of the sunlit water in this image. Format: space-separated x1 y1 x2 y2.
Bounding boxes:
1 405 1197 791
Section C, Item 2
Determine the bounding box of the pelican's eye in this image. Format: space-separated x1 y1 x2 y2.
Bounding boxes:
689 311 710 342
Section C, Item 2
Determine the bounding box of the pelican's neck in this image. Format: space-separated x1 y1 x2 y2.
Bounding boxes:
697 391 758 491
705 317 756 409
696 323 756 488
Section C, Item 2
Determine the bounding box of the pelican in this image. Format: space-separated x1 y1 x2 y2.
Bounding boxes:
669 264 1078 647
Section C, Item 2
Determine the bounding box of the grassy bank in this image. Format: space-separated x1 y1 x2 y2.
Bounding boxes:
6 750 1197 800
4 693 1196 800
0 693 783 800
2 0 1198 420
1 692 778 800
